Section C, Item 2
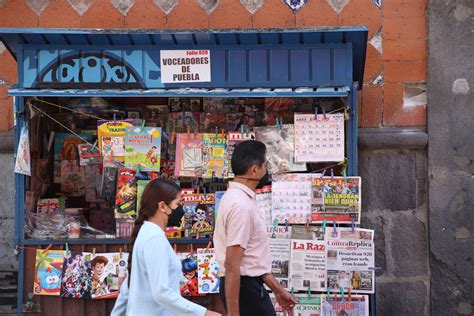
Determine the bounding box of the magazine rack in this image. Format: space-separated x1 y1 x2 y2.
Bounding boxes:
0 27 371 315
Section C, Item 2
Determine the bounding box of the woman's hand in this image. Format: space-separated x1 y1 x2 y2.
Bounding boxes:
204 310 222 316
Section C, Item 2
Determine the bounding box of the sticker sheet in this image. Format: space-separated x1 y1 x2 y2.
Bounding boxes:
197 248 220 294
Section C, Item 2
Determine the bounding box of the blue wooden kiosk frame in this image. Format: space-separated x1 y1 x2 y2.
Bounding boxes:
0 27 369 315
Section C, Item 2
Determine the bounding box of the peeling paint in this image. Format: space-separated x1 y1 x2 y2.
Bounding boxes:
153 0 179 14
197 0 219 14
283 0 308 12
372 0 381 8
0 42 5 55
455 226 470 239
24 0 50 15
111 0 136 15
453 4 472 22
452 78 470 95
326 0 350 14
0 0 6 7
67 0 94 15
371 72 383 85
456 302 472 315
240 0 264 14
369 29 382 54
403 83 427 108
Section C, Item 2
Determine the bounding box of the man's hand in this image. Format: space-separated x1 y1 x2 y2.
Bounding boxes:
275 288 298 313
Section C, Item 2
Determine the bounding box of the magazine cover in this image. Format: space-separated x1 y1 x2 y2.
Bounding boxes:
255 124 306 174
60 252 92 298
84 164 103 203
37 198 65 214
101 136 125 167
14 126 31 176
202 133 227 178
199 112 227 133
268 238 291 289
326 239 375 294
197 248 220 294
125 126 162 171
53 132 93 182
97 119 133 151
159 159 177 180
321 295 369 316
175 133 204 177
100 167 118 198
136 180 149 215
271 293 321 316
144 105 168 127
34 250 65 296
115 168 138 218
78 143 101 166
182 194 215 238
61 161 85 197
90 252 129 299
226 131 255 178
290 239 326 292
311 177 362 224
177 252 205 297
168 112 199 133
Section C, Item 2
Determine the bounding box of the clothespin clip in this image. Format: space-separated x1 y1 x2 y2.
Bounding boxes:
320 169 326 178
285 219 289 232
330 168 334 179
351 218 355 233
307 287 311 300
173 244 177 252
344 107 350 120
203 187 207 200
124 244 128 253
272 218 278 235
348 288 352 301
245 125 249 137
136 164 141 174
240 124 244 137
340 287 345 301
189 244 194 253
196 231 200 240
290 287 295 296
322 107 327 120
215 127 218 138
327 288 331 301
64 243 71 259
187 123 191 138
113 113 117 124
171 129 176 145
276 118 280 130
322 219 327 234
205 241 212 252
140 120 146 132
314 106 318 120
194 125 198 136
91 140 98 151
120 247 123 259
305 217 310 230
332 220 337 237
343 166 348 184
92 247 96 256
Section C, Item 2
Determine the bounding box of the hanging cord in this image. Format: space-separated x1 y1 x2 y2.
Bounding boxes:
31 97 106 121
27 101 93 146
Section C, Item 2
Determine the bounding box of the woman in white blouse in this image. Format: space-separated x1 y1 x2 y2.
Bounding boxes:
112 179 221 316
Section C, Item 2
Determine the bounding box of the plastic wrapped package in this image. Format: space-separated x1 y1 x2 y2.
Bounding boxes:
25 212 110 240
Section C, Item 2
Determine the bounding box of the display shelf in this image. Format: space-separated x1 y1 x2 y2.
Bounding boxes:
20 237 212 246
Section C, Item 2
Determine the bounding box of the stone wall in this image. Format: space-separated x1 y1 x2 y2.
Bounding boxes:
428 1 473 315
359 127 430 315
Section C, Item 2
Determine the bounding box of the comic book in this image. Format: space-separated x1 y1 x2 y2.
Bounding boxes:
197 248 220 294
34 250 65 296
54 132 93 182
61 161 85 197
37 198 65 214
255 125 306 174
60 252 92 298
97 120 133 151
78 143 101 166
321 295 369 316
175 133 204 177
177 252 205 297
226 131 255 178
125 126 162 171
115 168 138 218
182 194 215 238
136 180 149 215
202 133 227 178
311 177 361 224
90 252 129 299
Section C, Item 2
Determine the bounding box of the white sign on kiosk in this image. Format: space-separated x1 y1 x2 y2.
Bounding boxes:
160 50 211 83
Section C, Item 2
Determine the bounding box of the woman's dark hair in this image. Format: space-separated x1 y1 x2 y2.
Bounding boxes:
231 140 266 176
127 179 180 286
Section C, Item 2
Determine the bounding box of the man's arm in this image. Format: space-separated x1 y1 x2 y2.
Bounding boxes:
224 245 245 316
262 273 297 313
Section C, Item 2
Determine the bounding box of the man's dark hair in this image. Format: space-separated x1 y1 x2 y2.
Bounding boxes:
231 140 266 176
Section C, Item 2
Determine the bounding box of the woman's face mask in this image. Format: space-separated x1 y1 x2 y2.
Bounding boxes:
167 204 184 227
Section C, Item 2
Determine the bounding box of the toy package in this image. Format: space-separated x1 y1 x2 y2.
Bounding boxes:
197 248 220 294
90 252 129 299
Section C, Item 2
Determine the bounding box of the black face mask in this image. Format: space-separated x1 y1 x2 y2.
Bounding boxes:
256 170 271 189
167 205 184 227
